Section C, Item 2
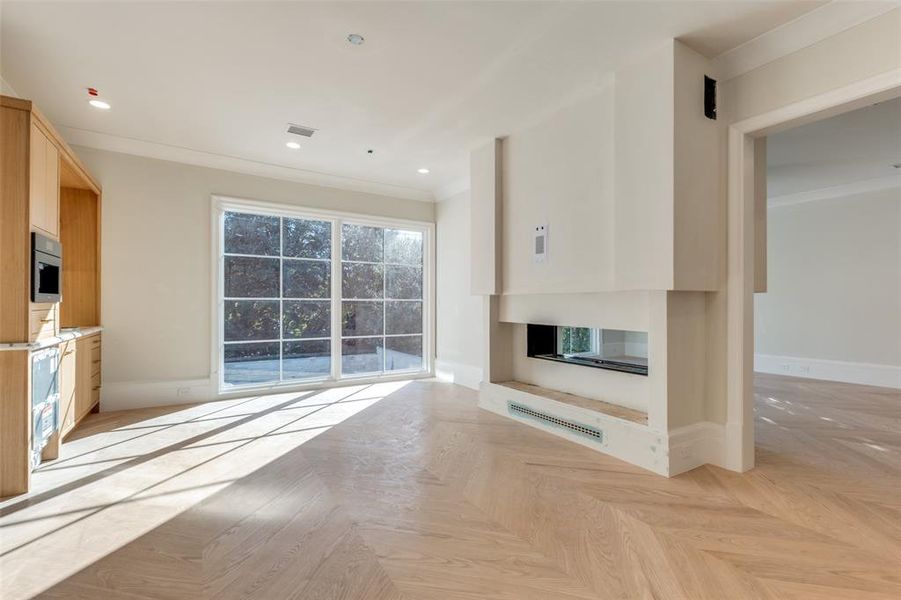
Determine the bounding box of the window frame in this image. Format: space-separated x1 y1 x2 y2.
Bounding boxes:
212 195 435 394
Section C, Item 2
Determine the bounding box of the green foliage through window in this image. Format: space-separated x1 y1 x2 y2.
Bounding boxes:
561 327 592 355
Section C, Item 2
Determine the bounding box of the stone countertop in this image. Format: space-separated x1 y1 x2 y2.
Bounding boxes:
0 326 103 352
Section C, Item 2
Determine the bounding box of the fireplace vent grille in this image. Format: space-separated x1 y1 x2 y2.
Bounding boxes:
508 402 603 442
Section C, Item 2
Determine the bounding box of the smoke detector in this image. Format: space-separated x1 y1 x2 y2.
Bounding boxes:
287 123 317 138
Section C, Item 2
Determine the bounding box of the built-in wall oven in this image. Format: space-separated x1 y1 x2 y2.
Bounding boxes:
31 346 60 469
32 232 62 303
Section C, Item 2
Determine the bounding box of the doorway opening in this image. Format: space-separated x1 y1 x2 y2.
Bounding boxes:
725 74 901 472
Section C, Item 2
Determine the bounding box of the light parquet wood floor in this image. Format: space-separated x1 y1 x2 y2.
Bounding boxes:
2 375 900 599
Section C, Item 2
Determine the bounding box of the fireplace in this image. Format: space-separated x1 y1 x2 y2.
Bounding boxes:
527 324 648 376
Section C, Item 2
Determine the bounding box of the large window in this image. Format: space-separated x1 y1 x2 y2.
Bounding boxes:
217 201 430 390
341 224 424 375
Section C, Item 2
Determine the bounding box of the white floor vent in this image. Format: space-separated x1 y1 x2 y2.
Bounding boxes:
508 402 603 443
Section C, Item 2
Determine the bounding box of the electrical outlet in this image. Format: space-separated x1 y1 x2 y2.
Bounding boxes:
780 363 790 372
176 387 192 398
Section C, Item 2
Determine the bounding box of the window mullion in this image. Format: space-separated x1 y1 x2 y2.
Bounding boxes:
279 216 284 383
331 220 342 381
382 231 387 374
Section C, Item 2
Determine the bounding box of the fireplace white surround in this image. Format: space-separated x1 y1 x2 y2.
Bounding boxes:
470 39 731 477
478 290 725 477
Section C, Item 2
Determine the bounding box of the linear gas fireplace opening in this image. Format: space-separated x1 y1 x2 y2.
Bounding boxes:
527 324 648 376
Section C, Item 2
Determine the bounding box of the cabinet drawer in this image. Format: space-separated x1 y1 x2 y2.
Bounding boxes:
90 351 101 377
30 306 56 340
74 334 101 419
88 334 101 376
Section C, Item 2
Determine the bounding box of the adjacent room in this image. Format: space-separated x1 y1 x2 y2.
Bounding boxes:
1 2 899 599
757 98 901 388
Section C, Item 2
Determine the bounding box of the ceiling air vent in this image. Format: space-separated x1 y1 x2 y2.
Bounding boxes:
287 123 317 138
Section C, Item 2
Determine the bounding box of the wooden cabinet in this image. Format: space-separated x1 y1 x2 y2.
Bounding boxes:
30 304 58 342
2 96 98 346
59 339 77 436
1 95 102 496
75 333 101 420
29 122 60 238
89 334 102 409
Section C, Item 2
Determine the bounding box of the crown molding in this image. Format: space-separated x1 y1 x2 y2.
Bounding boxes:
434 176 470 202
712 1 900 81
59 126 436 203
768 173 901 208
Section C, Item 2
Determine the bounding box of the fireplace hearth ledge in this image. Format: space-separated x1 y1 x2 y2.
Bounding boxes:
479 381 725 477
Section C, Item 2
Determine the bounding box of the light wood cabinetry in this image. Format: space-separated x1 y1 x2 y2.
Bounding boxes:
1 95 102 497
60 188 101 328
29 121 60 238
59 339 78 437
75 334 102 421
0 352 30 497
39 332 102 462
30 304 58 341
0 99 32 344
1 96 99 345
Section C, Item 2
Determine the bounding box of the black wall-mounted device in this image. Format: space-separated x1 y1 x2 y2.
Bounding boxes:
704 75 717 120
32 232 62 303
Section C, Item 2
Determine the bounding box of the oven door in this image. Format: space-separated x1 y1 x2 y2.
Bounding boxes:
33 250 62 303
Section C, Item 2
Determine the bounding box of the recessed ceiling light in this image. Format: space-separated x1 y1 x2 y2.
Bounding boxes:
417 168 430 174
286 141 301 150
88 99 111 110
347 33 365 45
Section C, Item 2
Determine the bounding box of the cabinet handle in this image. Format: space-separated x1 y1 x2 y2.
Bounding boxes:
92 359 101 364
92 385 101 391
40 318 53 323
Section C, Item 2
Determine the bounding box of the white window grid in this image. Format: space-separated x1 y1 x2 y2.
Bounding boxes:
217 205 430 391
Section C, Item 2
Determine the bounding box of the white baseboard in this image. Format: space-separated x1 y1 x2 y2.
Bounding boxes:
435 359 483 390
100 378 215 411
755 354 901 389
102 371 436 412
668 421 726 476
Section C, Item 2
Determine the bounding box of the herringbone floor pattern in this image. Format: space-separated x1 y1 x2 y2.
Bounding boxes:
14 375 901 599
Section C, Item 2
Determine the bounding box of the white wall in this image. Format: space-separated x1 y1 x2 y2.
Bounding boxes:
74 147 434 409
435 190 484 389
613 42 674 291
1 76 19 97
754 187 901 385
502 88 615 295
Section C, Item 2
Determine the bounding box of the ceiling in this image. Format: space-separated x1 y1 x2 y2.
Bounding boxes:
2 1 829 200
767 96 901 198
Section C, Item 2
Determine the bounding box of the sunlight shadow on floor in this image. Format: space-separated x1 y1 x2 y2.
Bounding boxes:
0 380 412 600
